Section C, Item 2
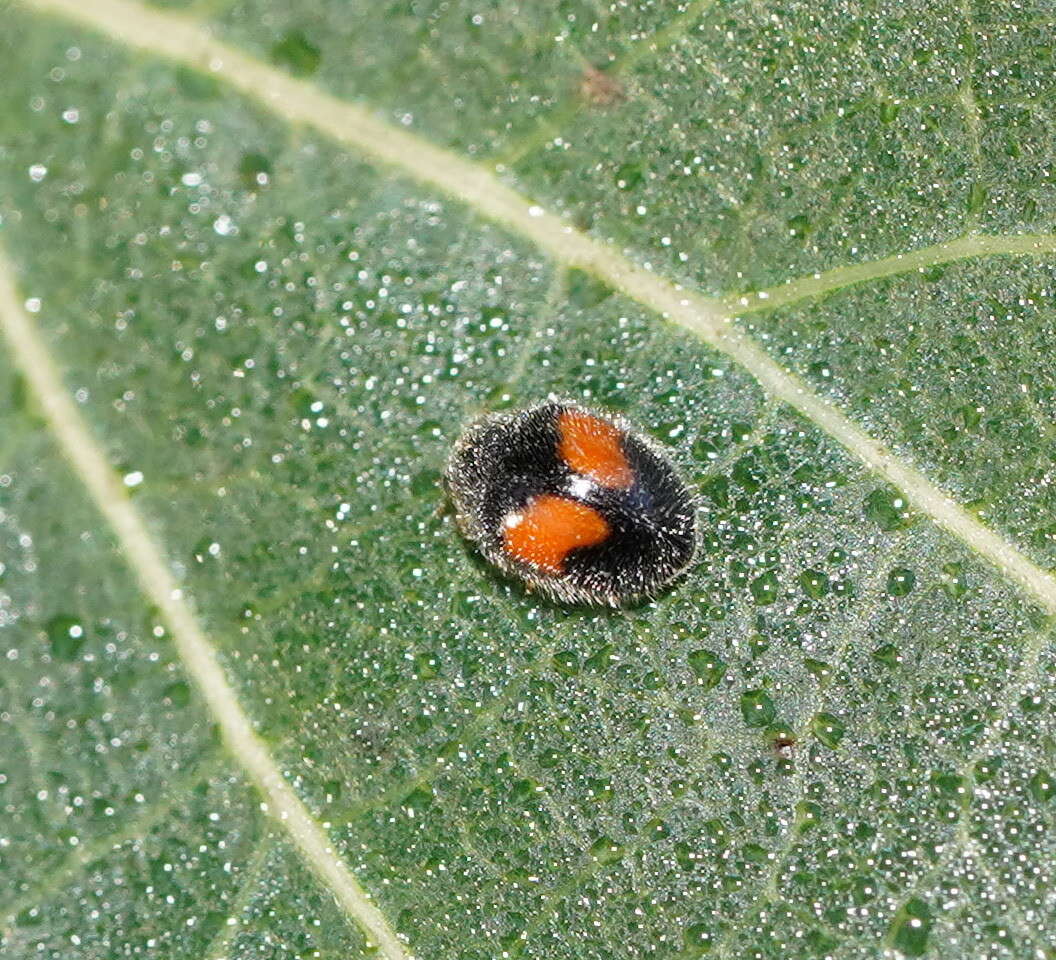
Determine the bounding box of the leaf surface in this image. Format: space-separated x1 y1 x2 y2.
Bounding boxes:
2 1 1056 958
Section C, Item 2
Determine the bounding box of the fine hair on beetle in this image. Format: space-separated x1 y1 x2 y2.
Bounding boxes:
445 398 699 607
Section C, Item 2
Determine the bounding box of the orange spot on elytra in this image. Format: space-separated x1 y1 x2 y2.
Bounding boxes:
502 495 610 575
558 411 634 489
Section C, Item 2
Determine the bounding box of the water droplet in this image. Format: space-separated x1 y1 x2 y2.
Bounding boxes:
886 566 916 597
413 651 439 680
811 712 845 749
798 568 829 598
643 818 669 842
585 643 616 672
889 898 932 957
687 649 727 689
700 475 730 507
749 570 779 605
940 561 969 598
163 681 191 708
795 800 822 832
804 657 832 681
538 748 560 768
642 670 663 690
683 923 713 950
552 650 579 676
239 152 273 190
589 836 623 864
567 269 613 309
740 689 776 728
46 614 85 661
270 30 322 77
732 454 765 493
967 182 988 216
587 777 612 803
692 436 720 462
787 213 811 237
863 487 912 531
1028 769 1055 802
872 643 901 667
1019 692 1044 714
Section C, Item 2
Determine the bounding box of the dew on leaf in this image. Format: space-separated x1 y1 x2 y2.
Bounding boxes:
15 907 44 927
940 561 969 598
511 777 538 801
642 670 663 690
930 772 971 802
614 162 644 191
811 712 845 749
878 100 900 122
538 748 561 769
731 454 765 492
46 614 85 661
238 151 273 190
552 650 579 676
567 269 613 309
740 689 776 728
804 657 832 681
174 65 220 100
795 800 822 832
831 576 856 598
585 643 617 672
886 566 916 597
889 897 933 957
270 31 322 77
730 422 753 443
863 487 912 531
693 436 720 462
683 922 713 951
967 182 988 216
748 633 770 658
163 680 191 708
589 835 623 864
1019 692 1044 714
787 213 811 237
1028 769 1055 802
700 475 730 507
587 777 613 803
413 651 439 679
771 729 796 759
687 649 726 689
643 817 669 842
872 643 901 667
749 570 779 605
952 403 982 432
710 752 733 772
798 567 829 598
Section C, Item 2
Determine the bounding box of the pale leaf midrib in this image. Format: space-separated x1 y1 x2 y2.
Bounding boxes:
0 253 412 959
26 0 1054 614
724 232 1056 315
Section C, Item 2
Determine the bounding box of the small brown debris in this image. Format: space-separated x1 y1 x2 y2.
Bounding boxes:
579 67 626 107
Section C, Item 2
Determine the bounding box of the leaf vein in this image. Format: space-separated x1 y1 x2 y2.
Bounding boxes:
0 249 414 960
723 232 1056 316
22 0 1056 617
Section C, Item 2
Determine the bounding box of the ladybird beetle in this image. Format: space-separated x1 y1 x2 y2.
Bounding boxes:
444 399 697 606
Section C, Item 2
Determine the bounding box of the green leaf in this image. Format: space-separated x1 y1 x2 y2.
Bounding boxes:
2 1 1056 958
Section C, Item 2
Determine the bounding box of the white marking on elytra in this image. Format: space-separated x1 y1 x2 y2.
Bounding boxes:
567 476 595 499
